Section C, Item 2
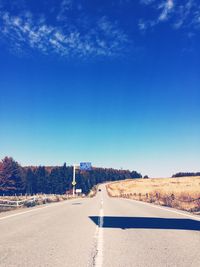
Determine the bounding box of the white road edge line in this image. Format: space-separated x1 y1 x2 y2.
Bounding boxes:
0 206 51 221
94 198 104 267
124 198 200 221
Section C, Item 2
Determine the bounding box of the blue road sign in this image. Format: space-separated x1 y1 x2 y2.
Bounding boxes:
80 162 92 171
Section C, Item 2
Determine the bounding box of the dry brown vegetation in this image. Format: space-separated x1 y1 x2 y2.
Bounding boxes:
0 194 79 213
107 176 200 213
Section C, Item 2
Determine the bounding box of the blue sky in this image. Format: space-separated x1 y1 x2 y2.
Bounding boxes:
0 0 200 177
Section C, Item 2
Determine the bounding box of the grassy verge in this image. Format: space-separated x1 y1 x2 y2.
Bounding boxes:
0 206 16 213
88 185 99 197
106 176 200 213
0 194 79 213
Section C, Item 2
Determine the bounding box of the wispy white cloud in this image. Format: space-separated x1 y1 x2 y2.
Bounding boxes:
1 0 199 57
172 0 200 30
138 20 147 31
158 0 174 22
0 10 129 58
56 0 73 21
138 19 156 32
140 0 155 5
139 0 200 32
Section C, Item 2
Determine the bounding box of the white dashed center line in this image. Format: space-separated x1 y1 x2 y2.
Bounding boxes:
94 198 104 267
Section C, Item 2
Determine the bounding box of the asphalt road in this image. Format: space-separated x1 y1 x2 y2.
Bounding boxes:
0 185 200 267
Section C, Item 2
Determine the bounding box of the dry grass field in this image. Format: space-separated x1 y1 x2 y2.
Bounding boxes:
107 176 200 213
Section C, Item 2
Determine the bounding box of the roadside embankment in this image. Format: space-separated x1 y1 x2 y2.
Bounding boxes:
0 194 81 213
107 176 200 213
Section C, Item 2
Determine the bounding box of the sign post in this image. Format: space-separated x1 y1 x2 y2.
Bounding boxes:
72 162 92 197
75 189 82 194
72 165 77 197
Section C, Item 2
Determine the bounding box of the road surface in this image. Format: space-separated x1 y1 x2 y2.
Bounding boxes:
0 185 200 267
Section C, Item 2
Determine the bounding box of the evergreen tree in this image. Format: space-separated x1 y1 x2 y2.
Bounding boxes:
25 168 36 194
35 166 48 193
0 157 24 194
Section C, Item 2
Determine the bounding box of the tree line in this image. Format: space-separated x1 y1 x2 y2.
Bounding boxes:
172 172 200 178
0 157 142 195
